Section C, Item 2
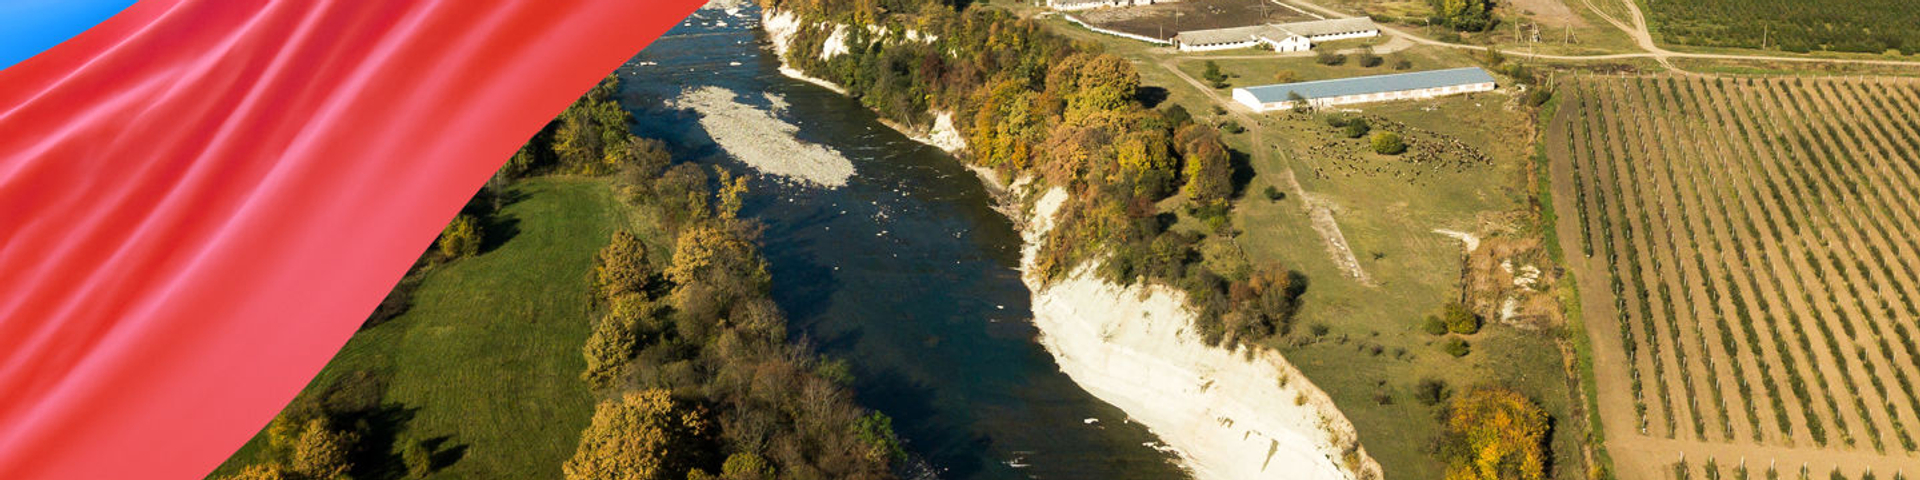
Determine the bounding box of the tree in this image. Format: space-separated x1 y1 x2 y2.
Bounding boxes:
595 230 652 299
850 412 906 463
1443 301 1481 334
581 306 641 389
563 390 708 480
402 439 434 479
1415 378 1450 406
1439 388 1549 480
288 418 357 480
216 465 291 480
1180 132 1233 207
1315 50 1347 66
1287 91 1312 113
720 452 774 480
1431 0 1496 31
1357 46 1383 67
1341 118 1372 138
438 214 482 260
715 168 750 220
1202 60 1228 88
1371 132 1408 155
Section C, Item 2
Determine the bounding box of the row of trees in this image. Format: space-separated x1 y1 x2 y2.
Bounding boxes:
767 0 1303 347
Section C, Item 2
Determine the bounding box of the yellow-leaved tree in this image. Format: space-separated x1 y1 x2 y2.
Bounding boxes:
562 390 708 480
1440 387 1548 480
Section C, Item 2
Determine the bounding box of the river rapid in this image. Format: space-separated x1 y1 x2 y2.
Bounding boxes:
616 5 1188 480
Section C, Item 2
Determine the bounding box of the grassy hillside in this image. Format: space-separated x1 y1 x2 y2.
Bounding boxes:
211 177 626 479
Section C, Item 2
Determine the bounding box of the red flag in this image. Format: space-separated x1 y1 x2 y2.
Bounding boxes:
0 1 703 478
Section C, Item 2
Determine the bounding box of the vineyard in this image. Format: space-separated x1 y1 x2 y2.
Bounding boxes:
1548 75 1920 476
1645 0 1920 54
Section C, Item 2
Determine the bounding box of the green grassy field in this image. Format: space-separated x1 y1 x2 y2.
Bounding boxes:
1038 19 1596 476
211 177 627 479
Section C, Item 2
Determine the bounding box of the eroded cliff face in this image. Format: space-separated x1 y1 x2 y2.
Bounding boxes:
760 9 1380 479
1017 189 1381 480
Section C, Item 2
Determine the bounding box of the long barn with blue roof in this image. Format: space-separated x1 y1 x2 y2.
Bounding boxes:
1231 67 1497 112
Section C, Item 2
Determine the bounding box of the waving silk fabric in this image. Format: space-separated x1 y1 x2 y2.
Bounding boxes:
0 1 703 478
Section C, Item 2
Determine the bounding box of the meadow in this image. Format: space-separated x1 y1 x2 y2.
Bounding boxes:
1550 75 1920 477
209 177 626 479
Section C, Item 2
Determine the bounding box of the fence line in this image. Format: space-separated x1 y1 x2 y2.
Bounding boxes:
1059 13 1172 45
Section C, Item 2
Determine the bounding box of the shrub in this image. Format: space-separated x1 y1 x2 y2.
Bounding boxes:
1310 323 1331 337
1442 337 1470 357
1315 51 1347 66
1264 185 1285 201
1393 58 1413 70
1371 132 1407 155
1357 47 1383 67
1415 378 1450 406
1274 70 1301 83
1442 302 1481 334
1203 60 1229 88
1219 120 1246 134
1422 315 1448 335
1342 118 1371 138
402 439 434 479
437 214 482 260
1439 388 1548 480
1526 87 1553 107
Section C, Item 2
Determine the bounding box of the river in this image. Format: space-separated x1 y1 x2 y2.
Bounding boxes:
616 5 1188 480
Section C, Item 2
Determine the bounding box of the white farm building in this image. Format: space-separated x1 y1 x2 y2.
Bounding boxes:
1232 67 1497 112
1171 17 1378 52
1047 0 1157 11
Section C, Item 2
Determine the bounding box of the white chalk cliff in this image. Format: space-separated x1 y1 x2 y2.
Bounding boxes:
761 9 1380 479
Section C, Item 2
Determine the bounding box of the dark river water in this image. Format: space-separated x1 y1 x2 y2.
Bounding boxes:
616 5 1186 480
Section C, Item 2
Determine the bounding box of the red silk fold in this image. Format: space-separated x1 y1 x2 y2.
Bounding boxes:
0 1 702 478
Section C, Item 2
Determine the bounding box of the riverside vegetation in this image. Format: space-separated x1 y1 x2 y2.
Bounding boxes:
768 0 1308 348
767 0 1558 479
212 75 902 480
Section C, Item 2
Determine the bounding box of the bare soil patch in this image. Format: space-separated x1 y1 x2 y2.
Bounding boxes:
1073 0 1312 41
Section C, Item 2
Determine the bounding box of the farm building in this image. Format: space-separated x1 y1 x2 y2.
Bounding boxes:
1171 17 1378 52
1231 67 1496 112
1047 0 1157 11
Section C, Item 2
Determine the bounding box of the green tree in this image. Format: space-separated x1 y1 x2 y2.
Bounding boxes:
719 452 774 480
1422 315 1448 335
1202 60 1227 88
1371 132 1407 155
402 438 434 479
563 390 708 480
1341 118 1371 138
1443 301 1481 334
437 214 482 260
1442 337 1471 357
1431 0 1496 31
850 412 906 463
